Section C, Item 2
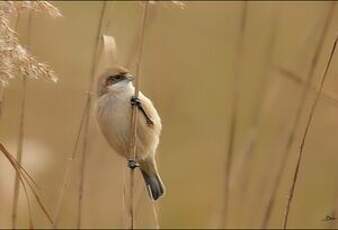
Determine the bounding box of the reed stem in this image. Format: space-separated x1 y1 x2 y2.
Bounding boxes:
283 36 337 229
76 2 107 228
258 4 335 228
11 12 30 229
221 1 247 228
127 2 149 229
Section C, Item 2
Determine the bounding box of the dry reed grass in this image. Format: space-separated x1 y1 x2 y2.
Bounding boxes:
283 35 338 229
125 1 185 228
225 11 281 228
53 2 183 228
11 11 31 229
221 1 247 228
0 1 60 87
277 67 338 108
52 102 87 227
0 1 60 120
251 3 336 229
0 1 61 228
127 2 150 228
230 12 280 228
76 2 108 228
10 2 338 229
52 2 110 228
0 142 53 228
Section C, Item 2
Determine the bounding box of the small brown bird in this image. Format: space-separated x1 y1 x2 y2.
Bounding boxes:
95 66 165 200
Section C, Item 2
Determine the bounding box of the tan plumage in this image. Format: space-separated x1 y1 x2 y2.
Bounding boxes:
95 66 164 200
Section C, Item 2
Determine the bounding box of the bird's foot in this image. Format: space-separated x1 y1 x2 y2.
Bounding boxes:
128 159 140 170
130 96 141 107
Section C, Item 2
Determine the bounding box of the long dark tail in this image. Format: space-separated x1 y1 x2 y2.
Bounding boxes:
139 157 165 201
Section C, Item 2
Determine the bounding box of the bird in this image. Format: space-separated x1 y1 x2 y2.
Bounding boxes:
95 66 165 200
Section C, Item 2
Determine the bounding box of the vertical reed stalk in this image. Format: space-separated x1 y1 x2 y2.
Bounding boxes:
233 13 280 227
124 3 153 228
148 185 160 229
11 76 27 229
11 12 31 229
53 3 112 228
221 1 247 228
259 3 335 228
0 84 4 119
127 2 149 229
126 4 156 70
52 103 87 227
283 37 337 229
230 11 280 228
76 2 107 228
2 140 54 227
2 143 34 228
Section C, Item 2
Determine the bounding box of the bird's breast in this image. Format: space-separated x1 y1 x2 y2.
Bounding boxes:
96 93 132 155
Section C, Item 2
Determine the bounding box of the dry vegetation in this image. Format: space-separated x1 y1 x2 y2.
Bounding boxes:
0 1 338 229
0 1 61 229
0 1 59 86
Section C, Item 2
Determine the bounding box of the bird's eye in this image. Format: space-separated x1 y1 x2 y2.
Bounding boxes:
106 76 115 85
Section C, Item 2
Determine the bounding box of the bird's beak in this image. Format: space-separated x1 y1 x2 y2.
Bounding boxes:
126 73 135 81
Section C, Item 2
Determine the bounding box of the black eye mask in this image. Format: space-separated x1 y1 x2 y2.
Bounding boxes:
106 73 126 85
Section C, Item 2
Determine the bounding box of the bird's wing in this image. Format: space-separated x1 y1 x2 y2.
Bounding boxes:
134 93 162 159
137 93 161 131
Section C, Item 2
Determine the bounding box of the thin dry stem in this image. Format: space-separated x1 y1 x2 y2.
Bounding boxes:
52 102 87 227
127 2 149 229
1 142 33 227
232 13 280 227
277 67 338 107
77 2 107 228
144 183 160 229
0 1 60 129
126 2 156 69
257 3 335 228
221 1 247 228
11 11 30 229
149 192 160 229
11 76 27 229
0 142 53 227
0 83 4 118
121 167 128 228
1 4 61 225
52 3 110 229
283 37 337 229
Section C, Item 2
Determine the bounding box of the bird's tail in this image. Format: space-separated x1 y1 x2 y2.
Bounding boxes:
139 157 165 201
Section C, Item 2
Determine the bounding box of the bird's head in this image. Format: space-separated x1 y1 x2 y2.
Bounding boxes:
97 66 135 97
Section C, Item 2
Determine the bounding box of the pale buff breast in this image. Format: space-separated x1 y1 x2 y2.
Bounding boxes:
96 90 162 160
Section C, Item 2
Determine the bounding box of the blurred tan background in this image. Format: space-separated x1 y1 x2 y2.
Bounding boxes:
1 1 338 229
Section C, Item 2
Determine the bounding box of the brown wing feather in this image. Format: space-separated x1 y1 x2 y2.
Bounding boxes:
134 92 162 160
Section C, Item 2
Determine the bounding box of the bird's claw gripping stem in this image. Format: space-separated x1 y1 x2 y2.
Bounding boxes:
130 96 154 126
130 96 141 106
128 159 139 170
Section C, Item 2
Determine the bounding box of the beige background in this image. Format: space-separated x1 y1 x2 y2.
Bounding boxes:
1 1 338 229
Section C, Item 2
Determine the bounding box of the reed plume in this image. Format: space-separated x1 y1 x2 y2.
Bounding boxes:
0 1 61 228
